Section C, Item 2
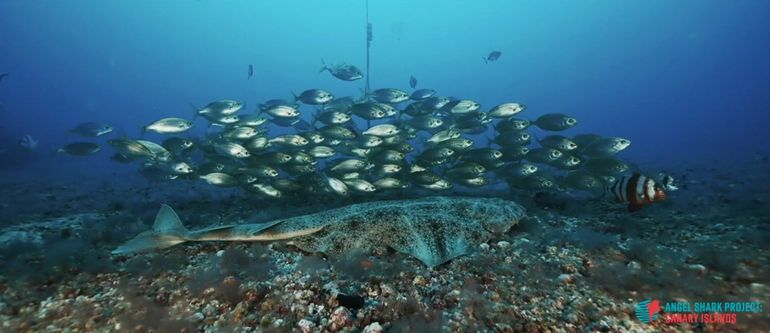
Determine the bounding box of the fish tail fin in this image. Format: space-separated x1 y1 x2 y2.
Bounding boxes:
291 92 299 103
112 204 190 255
311 108 320 128
140 126 147 138
319 58 327 73
482 56 488 64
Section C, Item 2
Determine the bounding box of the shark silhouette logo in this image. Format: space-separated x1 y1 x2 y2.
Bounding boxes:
635 299 661 324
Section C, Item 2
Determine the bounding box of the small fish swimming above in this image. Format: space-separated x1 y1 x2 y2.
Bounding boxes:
142 118 193 136
18 135 38 152
68 122 113 138
320 61 363 81
57 142 101 156
484 50 502 63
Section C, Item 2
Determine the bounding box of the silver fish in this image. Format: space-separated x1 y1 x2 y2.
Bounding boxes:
136 140 173 162
161 137 194 155
250 183 282 197
495 118 531 132
295 89 334 105
330 159 369 172
342 178 377 192
239 165 279 178
550 154 582 170
196 100 243 117
373 177 408 189
68 122 113 137
409 89 436 101
443 99 481 114
356 135 384 148
524 148 563 163
419 179 453 190
406 116 443 130
372 150 405 164
351 102 389 120
57 142 101 156
143 118 193 136
214 142 250 158
581 137 631 158
223 126 259 140
533 113 577 131
363 124 400 137
500 162 538 178
315 110 351 125
269 134 309 147
327 177 349 196
308 146 336 158
263 105 300 118
538 135 578 151
320 61 363 81
488 103 525 118
108 139 155 158
239 114 269 127
370 88 409 104
208 114 240 125
244 137 271 151
319 125 356 140
162 162 194 174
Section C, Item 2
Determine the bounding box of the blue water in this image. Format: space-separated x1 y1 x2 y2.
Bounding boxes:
1 0 769 181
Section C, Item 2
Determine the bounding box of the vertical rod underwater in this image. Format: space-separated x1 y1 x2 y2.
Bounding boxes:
365 0 372 95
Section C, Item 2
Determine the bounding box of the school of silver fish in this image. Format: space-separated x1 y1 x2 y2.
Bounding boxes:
58 86 671 209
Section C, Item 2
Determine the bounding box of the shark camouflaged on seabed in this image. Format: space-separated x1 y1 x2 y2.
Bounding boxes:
112 196 526 267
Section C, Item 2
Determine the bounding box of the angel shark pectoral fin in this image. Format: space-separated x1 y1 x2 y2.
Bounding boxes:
111 230 188 255
250 224 324 241
112 204 190 255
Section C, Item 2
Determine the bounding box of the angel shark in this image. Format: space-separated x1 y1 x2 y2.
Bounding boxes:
113 196 526 267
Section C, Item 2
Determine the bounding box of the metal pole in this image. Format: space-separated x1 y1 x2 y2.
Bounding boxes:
365 0 372 95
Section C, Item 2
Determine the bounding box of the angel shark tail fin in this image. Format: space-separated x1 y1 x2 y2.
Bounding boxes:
112 204 190 255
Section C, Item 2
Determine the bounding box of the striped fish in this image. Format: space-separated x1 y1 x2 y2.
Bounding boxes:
607 173 667 212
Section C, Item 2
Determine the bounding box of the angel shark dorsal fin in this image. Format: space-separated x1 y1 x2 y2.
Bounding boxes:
112 204 191 255
153 204 187 233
